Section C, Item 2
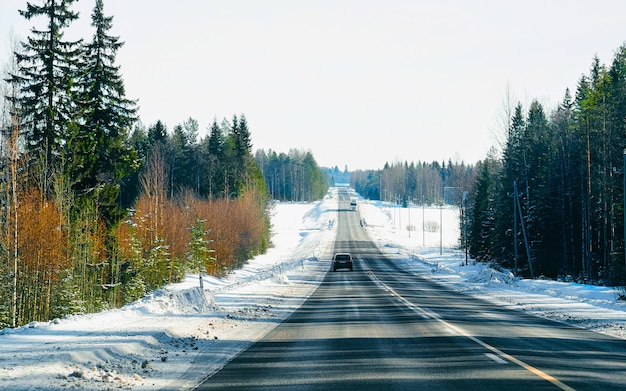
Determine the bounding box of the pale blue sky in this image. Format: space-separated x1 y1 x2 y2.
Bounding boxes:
2 0 626 170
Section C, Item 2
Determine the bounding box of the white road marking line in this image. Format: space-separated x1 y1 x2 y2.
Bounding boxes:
485 353 508 364
362 259 576 391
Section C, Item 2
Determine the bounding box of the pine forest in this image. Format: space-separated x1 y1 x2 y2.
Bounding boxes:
465 51 626 285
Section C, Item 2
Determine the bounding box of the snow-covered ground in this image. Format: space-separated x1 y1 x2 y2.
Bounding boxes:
2 189 626 390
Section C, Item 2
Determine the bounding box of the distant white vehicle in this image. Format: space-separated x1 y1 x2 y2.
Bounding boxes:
350 198 357 210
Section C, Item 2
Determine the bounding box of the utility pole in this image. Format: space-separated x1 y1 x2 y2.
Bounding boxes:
514 181 518 277
514 180 534 279
398 195 401 231
422 197 425 246
439 205 443 255
463 191 468 266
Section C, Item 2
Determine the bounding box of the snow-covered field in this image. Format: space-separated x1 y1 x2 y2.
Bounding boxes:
2 189 626 390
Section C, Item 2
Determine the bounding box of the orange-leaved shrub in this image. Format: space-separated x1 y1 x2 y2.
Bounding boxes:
115 186 270 289
10 187 69 325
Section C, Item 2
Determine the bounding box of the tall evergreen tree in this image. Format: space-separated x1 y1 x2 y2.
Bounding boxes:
573 59 613 280
233 114 252 155
168 123 193 195
302 151 326 201
492 103 525 269
207 119 225 198
11 0 83 191
230 114 266 198
552 89 580 276
229 114 253 196
182 118 202 193
468 154 499 261
69 0 137 226
524 100 559 276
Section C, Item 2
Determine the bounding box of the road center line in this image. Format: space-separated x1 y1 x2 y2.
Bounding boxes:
362 259 576 391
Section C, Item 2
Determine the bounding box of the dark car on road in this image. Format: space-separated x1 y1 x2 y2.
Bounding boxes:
332 253 353 271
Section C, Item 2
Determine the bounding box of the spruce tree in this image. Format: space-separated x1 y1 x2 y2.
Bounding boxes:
207 119 225 198
231 114 253 195
12 0 83 191
168 123 193 194
492 104 525 269
70 0 137 226
468 155 498 261
552 89 579 276
524 100 557 276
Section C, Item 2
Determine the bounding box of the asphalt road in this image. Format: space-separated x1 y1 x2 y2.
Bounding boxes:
195 195 626 390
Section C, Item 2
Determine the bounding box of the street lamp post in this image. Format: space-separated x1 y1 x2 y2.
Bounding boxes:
422 197 425 246
439 205 443 255
463 191 468 266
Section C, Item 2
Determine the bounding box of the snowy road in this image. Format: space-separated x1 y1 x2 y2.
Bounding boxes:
196 194 626 390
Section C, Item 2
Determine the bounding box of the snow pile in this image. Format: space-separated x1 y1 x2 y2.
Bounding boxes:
465 267 517 286
128 287 219 315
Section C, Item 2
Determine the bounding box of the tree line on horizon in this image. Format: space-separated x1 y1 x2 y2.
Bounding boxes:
255 148 330 202
466 46 626 285
350 160 476 206
0 0 329 329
